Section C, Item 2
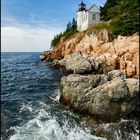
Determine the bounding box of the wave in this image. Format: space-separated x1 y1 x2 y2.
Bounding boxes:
9 101 106 140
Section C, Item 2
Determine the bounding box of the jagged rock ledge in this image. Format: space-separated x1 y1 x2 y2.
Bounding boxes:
52 52 118 75
44 30 139 78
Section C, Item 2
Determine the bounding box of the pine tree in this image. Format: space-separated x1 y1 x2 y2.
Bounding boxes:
66 21 71 32
71 18 77 30
50 18 78 48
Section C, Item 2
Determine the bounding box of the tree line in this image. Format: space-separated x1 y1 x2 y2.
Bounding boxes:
51 18 77 48
100 0 139 35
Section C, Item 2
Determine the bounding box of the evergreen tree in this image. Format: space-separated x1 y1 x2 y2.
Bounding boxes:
100 0 118 20
101 0 139 35
71 18 77 30
51 18 78 48
66 21 72 32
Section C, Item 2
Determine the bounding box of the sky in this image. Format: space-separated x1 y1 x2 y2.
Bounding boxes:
1 0 106 52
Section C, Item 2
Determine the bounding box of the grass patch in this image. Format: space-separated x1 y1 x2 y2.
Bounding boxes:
86 22 112 36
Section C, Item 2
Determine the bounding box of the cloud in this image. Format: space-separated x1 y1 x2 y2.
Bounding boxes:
1 15 65 52
1 26 64 52
1 16 64 28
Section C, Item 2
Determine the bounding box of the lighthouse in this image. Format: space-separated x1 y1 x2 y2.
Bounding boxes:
77 1 87 31
77 1 101 31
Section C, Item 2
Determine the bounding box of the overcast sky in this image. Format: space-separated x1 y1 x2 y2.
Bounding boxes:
1 0 106 52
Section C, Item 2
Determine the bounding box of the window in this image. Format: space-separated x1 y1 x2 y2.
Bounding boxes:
92 14 96 21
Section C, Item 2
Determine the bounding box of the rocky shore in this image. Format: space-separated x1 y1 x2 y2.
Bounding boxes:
43 30 139 139
60 70 139 120
44 30 139 78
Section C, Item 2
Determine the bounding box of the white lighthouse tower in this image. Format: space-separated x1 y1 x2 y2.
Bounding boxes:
77 1 101 31
77 1 86 31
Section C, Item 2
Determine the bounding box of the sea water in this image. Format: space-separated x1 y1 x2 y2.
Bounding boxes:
1 52 106 140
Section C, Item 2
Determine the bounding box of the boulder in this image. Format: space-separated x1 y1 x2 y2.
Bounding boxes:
53 52 93 74
133 53 139 77
126 61 136 77
97 30 113 43
39 54 46 61
60 70 139 120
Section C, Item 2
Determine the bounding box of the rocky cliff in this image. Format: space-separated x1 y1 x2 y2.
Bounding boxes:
44 30 139 78
43 30 139 139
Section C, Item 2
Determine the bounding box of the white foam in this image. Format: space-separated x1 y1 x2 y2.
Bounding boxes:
101 119 139 140
49 89 60 102
9 101 106 140
9 100 139 140
19 102 34 113
9 118 106 140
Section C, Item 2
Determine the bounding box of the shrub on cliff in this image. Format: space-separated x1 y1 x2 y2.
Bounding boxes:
110 15 139 36
86 22 112 36
100 0 139 35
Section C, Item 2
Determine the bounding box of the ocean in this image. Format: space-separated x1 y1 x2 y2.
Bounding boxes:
1 52 106 140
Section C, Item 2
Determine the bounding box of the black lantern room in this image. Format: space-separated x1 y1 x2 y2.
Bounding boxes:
78 1 86 12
